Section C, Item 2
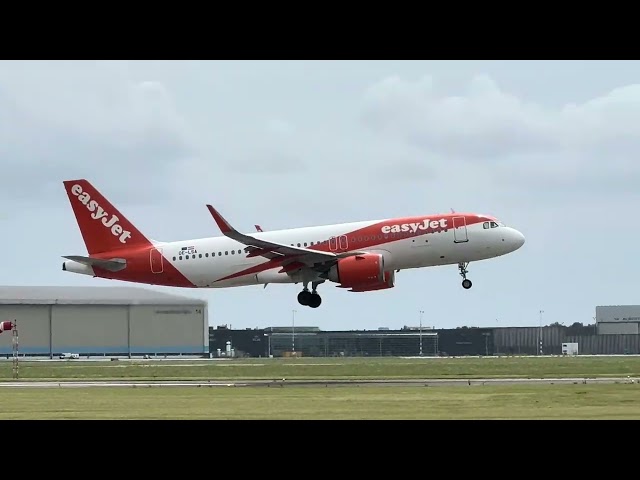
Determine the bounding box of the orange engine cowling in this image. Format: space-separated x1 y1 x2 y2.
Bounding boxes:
349 270 395 292
327 254 392 291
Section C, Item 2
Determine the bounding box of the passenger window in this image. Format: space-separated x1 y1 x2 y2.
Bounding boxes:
199 254 202 258
205 253 209 257
225 251 228 255
231 250 235 254
218 252 222 256
179 256 183 260
173 257 176 261
186 255 190 259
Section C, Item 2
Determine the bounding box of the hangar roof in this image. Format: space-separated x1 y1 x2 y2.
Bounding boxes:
0 286 207 306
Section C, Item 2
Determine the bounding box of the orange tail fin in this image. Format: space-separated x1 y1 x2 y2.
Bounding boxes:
63 179 153 255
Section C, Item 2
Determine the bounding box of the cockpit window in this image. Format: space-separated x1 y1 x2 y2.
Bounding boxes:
483 222 490 229
490 221 499 228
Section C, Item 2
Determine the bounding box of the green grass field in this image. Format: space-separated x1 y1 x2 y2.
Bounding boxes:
1 383 639 419
2 355 640 382
2 356 639 419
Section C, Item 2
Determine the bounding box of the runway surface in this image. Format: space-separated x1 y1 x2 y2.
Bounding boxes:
0 377 638 388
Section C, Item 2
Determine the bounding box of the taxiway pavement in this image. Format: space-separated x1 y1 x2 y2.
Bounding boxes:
0 377 637 388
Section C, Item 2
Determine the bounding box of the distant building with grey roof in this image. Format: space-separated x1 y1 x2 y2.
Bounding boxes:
0 286 208 357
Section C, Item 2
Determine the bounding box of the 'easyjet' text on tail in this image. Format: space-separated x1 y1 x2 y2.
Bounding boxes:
70 184 132 244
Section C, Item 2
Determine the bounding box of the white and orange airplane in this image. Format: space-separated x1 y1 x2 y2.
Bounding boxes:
61 179 525 308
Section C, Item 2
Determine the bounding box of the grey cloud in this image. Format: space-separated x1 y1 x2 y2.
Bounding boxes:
360 73 640 198
266 118 295 135
374 157 438 182
494 157 640 200
229 151 306 175
361 74 640 160
361 74 560 159
0 62 197 205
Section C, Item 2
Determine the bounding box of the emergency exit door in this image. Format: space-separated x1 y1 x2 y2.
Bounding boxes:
453 216 469 243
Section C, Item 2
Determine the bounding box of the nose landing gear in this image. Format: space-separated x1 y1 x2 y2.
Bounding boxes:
458 262 472 289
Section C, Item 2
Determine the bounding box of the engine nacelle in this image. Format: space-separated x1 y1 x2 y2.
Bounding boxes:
349 270 395 292
327 254 385 288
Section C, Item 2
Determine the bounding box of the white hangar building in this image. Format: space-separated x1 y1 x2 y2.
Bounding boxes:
0 286 208 357
596 305 640 335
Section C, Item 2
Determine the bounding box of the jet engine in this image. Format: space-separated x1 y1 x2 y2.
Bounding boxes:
349 270 395 292
326 254 396 291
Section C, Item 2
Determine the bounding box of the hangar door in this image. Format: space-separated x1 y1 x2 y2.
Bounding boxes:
130 305 205 354
52 305 129 355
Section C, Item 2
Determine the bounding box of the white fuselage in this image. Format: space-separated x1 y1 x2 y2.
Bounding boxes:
145 216 525 288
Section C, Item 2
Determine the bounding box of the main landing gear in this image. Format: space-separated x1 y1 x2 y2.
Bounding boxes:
458 262 472 289
297 281 323 308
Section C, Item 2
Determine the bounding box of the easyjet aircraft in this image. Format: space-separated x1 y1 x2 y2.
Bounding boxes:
61 179 525 308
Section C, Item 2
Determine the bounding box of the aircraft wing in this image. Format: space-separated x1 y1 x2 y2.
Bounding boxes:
206 205 340 265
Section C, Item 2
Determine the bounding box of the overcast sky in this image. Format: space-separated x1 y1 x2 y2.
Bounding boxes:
1 60 638 331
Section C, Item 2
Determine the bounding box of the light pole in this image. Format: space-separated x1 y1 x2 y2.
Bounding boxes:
292 309 296 354
539 309 544 355
266 333 271 357
419 310 424 356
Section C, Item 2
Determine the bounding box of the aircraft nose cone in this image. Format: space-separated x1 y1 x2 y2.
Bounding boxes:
512 229 525 249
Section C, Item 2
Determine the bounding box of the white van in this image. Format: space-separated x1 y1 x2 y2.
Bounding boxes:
59 353 80 359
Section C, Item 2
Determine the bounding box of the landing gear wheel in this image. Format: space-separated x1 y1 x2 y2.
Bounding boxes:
298 279 324 308
308 293 322 308
297 290 312 306
458 262 472 289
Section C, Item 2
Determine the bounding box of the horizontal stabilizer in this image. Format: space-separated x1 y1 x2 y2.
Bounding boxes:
62 255 127 272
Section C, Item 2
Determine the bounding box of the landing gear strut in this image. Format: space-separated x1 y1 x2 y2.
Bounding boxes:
458 262 472 289
297 281 323 308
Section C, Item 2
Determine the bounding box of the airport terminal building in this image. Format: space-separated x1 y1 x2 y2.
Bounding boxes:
0 286 208 357
210 316 640 357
